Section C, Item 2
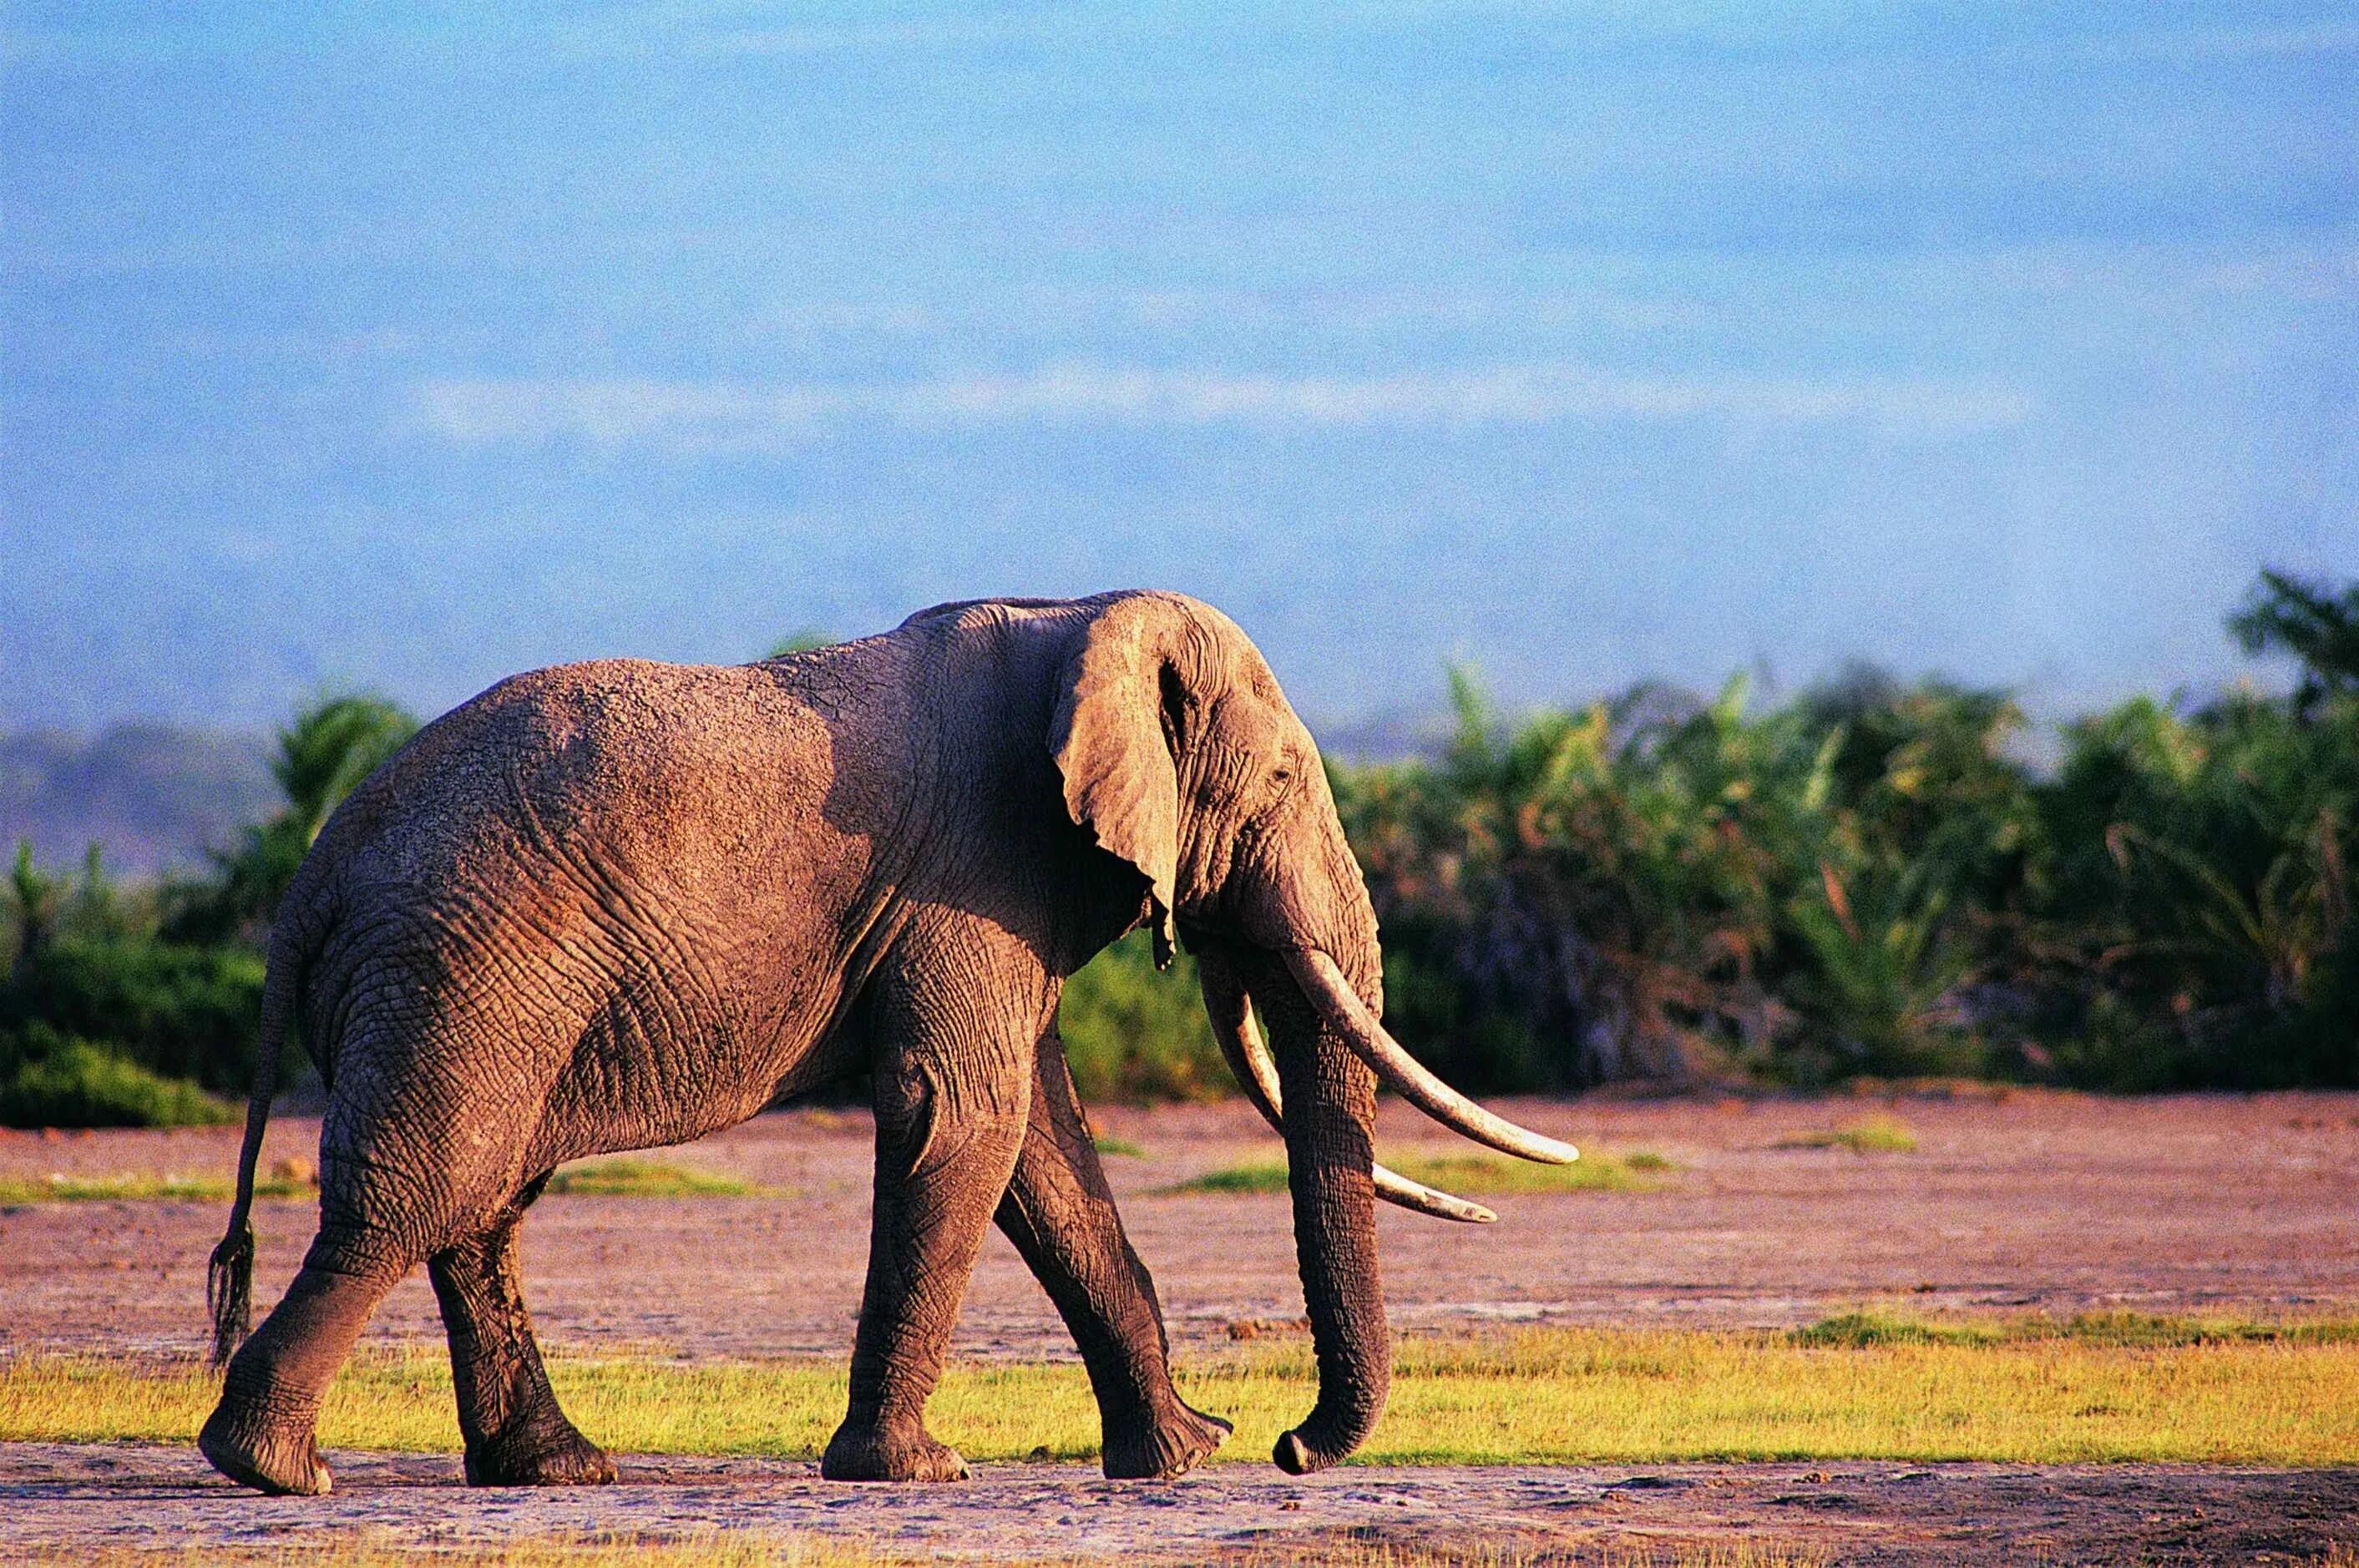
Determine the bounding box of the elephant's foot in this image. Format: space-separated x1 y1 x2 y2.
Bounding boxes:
464 1410 618 1488
1102 1399 1232 1480
820 1419 969 1482
199 1397 333 1497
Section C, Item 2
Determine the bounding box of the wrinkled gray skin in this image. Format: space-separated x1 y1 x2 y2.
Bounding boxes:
199 592 1417 1495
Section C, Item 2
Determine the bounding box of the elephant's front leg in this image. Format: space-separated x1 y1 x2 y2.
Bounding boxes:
995 1030 1230 1479
822 1004 1032 1483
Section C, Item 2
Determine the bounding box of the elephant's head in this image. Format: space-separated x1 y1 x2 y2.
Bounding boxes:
1048 591 1577 1473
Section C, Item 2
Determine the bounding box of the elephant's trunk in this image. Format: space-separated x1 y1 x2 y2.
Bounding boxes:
1253 961 1390 1474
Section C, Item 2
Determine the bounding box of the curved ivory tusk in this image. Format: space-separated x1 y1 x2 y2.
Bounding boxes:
1372 1161 1499 1224
1197 948 1284 1130
1197 950 1496 1224
1283 948 1581 1166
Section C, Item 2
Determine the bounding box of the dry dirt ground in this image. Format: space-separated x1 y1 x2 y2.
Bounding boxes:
3 1090 2356 1562
5 1445 2356 1565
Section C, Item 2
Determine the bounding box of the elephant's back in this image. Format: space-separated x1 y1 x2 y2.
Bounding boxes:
301 658 913 1011
320 660 843 883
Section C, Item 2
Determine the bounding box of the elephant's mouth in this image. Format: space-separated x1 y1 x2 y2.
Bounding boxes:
1192 942 1577 1223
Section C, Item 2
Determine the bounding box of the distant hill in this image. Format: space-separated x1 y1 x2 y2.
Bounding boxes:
1309 710 1450 766
0 726 275 877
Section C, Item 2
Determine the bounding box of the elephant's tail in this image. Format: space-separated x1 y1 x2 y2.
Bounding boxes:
208 920 304 1367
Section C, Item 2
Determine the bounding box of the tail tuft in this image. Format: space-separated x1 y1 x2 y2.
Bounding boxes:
208 1220 256 1367
209 900 304 1369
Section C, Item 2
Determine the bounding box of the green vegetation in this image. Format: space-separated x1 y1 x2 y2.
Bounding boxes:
1786 1308 2359 1349
1771 1115 1917 1154
1168 1159 1292 1194
0 1168 315 1206
4 568 2354 1121
1384 1149 1673 1192
1090 1134 1146 1157
166 693 420 948
1170 1147 1670 1196
8 1315 2355 1465
1057 931 1228 1103
1337 568 2359 1094
0 1029 236 1129
765 629 839 658
3 693 416 1126
542 1160 762 1198
0 1158 761 1205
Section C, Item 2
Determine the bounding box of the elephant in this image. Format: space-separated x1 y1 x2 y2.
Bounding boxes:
198 589 1575 1496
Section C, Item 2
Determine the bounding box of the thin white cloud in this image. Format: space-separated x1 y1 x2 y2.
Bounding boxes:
2027 21 2359 64
414 364 2032 453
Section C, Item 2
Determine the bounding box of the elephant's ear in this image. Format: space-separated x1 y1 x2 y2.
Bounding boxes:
1049 595 1188 969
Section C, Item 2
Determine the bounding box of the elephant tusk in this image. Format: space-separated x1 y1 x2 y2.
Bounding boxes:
1197 949 1496 1224
1284 948 1580 1167
1197 948 1285 1130
1372 1163 1498 1225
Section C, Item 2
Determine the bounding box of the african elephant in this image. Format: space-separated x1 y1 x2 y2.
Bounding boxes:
199 590 1573 1495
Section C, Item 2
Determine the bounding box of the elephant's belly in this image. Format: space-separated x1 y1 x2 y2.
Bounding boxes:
526 969 863 1167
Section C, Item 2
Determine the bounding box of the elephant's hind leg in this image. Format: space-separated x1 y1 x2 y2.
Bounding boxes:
428 1186 615 1487
202 1013 545 1497
199 1227 413 1496
995 1029 1229 1479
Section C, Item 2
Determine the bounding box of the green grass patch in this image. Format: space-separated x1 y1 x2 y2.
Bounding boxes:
1170 1158 1292 1194
543 1160 761 1198
0 1171 311 1206
1790 1308 2359 1350
1169 1148 1672 1196
8 1315 2355 1467
1773 1114 1917 1154
0 1156 767 1206
1385 1150 1673 1194
1090 1135 1147 1158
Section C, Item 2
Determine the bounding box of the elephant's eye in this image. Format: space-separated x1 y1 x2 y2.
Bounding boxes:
1271 766 1293 783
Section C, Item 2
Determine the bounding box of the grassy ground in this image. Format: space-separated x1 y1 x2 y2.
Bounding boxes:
1170 1148 1673 1196
1769 1115 1918 1154
6 1314 2353 1467
0 1159 757 1205
0 1171 311 1204
540 1160 767 1198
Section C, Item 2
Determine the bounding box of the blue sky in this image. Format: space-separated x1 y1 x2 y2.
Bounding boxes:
4 2 2354 734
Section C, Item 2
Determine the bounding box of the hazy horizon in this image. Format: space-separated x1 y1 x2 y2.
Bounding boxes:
6 3 2354 736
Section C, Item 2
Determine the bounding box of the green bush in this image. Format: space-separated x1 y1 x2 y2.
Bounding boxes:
2029 674 2357 1088
0 1027 235 1128
1058 931 1230 1103
0 690 413 1119
0 935 265 1093
1334 570 2359 1093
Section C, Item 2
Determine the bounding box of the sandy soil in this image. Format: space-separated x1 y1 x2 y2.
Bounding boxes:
3 1090 2356 1562
2 1444 2355 1565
